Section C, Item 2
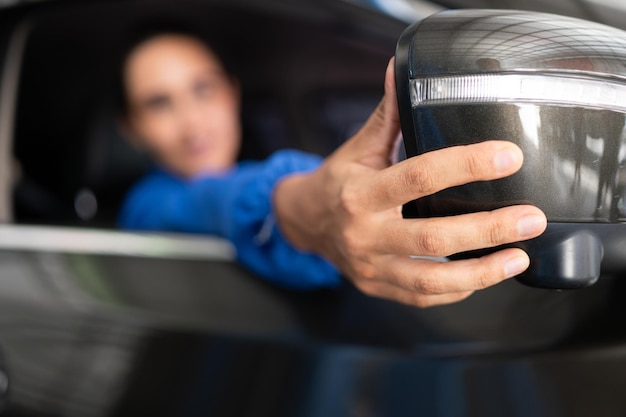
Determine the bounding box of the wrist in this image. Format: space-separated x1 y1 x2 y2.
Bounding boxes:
273 171 320 252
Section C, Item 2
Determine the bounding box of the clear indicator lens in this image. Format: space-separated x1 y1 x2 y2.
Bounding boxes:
411 73 626 113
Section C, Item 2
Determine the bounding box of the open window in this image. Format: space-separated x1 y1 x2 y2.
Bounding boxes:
7 0 400 229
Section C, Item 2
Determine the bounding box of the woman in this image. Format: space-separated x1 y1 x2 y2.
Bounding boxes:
118 27 547 306
117 30 338 289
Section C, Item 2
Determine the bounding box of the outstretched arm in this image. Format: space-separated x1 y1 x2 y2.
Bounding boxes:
273 58 547 308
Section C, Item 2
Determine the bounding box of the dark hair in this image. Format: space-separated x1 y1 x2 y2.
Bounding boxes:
112 17 234 118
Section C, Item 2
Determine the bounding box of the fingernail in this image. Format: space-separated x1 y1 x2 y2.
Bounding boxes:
517 214 547 238
493 149 518 174
504 256 529 278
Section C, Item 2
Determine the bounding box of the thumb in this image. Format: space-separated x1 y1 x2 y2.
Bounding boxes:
351 57 402 168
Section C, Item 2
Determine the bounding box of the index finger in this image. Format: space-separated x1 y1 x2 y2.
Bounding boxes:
361 140 523 212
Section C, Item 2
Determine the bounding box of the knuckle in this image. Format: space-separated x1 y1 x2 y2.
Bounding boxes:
413 275 443 295
471 267 498 289
354 262 377 281
483 219 508 246
337 185 362 216
405 162 438 195
416 229 448 256
340 228 363 257
464 148 490 179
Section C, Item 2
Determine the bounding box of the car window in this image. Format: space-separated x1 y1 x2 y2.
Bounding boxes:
9 0 403 229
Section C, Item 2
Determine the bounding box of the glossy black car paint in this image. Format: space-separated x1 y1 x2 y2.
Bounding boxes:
1 1 626 416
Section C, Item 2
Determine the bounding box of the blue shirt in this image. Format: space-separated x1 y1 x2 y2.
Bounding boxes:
118 149 342 290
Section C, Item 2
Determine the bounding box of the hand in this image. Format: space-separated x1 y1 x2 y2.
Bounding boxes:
274 58 547 308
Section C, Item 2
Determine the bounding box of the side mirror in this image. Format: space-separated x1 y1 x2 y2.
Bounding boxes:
395 9 626 289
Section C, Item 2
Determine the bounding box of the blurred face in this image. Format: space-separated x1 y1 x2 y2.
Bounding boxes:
124 34 241 177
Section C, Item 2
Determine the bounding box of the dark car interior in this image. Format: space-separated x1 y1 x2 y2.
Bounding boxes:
8 0 399 227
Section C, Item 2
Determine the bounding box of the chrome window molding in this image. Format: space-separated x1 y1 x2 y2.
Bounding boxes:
0 225 236 260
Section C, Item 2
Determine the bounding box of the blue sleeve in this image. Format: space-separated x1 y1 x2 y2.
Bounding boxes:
118 150 342 290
